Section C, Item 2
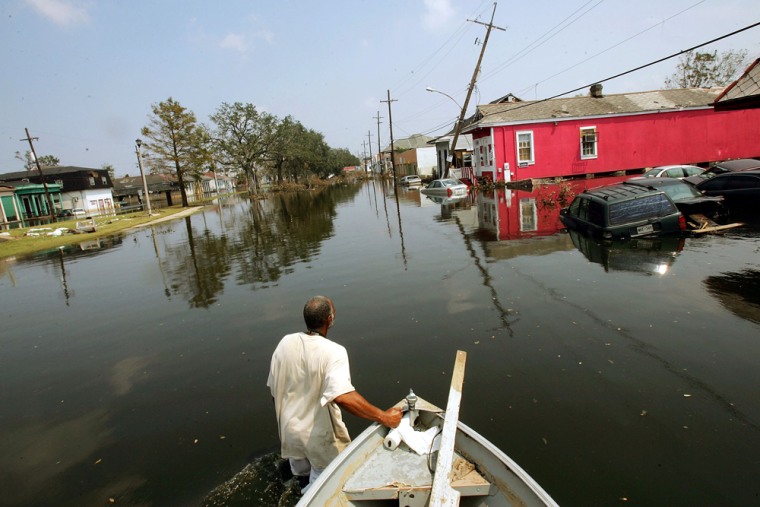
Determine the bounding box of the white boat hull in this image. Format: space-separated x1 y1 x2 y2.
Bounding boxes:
297 398 558 506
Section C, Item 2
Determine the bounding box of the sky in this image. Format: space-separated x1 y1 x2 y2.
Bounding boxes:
1 0 759 177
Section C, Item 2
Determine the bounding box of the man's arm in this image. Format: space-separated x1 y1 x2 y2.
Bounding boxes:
334 391 403 428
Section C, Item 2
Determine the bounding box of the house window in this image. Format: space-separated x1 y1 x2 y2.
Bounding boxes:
516 131 534 165
580 127 597 159
101 176 107 185
89 176 96 186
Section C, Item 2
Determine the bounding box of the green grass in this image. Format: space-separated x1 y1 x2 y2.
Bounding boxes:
0 206 198 260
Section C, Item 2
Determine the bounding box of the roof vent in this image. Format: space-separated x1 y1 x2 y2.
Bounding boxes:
590 83 603 98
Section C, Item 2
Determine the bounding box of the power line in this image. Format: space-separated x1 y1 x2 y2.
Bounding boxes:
481 0 605 82
511 0 708 97
480 20 760 120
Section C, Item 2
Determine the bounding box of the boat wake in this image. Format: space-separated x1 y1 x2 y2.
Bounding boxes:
201 452 302 507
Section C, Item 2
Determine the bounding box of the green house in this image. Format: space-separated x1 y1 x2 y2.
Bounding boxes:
0 181 63 229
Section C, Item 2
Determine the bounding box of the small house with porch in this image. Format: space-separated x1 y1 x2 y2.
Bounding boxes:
0 181 63 228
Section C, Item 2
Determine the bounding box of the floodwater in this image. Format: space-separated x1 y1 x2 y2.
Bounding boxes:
1 180 759 507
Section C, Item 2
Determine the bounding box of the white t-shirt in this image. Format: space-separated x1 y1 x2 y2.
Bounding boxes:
267 332 355 469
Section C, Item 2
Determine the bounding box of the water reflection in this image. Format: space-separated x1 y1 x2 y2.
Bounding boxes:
3 181 760 507
159 187 363 307
476 175 631 241
704 269 760 324
568 229 685 275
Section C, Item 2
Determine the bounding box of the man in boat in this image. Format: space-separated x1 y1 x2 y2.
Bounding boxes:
267 295 403 490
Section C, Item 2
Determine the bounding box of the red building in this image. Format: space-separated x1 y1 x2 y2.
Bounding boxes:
465 84 760 183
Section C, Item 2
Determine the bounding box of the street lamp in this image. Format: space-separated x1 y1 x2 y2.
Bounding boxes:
135 139 153 215
426 86 464 176
426 86 463 110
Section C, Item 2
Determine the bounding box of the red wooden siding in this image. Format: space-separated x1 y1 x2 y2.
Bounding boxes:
476 107 760 182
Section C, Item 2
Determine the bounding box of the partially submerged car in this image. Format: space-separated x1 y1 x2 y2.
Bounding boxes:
420 178 468 197
560 183 686 240
399 174 422 186
683 158 760 185
624 178 726 222
637 165 705 179
696 169 760 214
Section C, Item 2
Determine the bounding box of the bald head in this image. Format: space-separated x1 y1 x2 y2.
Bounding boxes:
303 296 334 332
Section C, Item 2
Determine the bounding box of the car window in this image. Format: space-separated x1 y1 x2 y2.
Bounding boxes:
430 181 440 188
568 196 582 216
663 184 699 200
608 194 675 225
665 168 682 178
684 167 703 176
588 200 604 226
642 169 659 177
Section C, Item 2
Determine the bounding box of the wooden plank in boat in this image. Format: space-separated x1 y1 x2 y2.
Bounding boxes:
430 350 467 507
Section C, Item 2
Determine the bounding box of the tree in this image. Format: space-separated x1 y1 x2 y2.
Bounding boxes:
325 148 360 175
141 97 211 207
210 102 277 193
15 150 60 171
665 49 748 89
102 163 116 181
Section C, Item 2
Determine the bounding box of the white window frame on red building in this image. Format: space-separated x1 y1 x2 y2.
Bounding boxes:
580 126 598 159
516 131 534 166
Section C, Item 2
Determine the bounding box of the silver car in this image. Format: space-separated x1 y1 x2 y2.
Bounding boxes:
420 178 468 197
399 175 422 185
637 165 705 179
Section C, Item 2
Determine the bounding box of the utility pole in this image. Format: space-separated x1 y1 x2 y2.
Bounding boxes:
373 111 384 176
449 2 505 170
366 130 373 175
20 128 56 222
381 90 398 183
362 140 368 172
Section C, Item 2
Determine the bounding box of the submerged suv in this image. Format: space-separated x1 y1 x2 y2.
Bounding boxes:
560 183 687 240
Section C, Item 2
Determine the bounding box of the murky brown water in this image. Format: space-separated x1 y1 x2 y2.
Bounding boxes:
1 180 759 506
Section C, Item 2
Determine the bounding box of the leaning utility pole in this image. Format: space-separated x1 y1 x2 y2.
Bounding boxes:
449 2 505 170
381 90 398 182
21 128 56 222
373 111 384 176
366 130 374 175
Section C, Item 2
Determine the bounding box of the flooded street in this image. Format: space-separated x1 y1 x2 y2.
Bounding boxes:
1 180 759 506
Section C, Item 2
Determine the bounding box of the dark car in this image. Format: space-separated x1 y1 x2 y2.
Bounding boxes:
683 158 760 185
560 183 686 240
696 169 760 214
624 178 727 222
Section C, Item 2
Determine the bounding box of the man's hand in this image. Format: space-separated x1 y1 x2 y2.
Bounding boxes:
334 391 403 428
381 406 403 428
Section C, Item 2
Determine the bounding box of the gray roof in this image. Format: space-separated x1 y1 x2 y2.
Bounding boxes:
112 174 177 194
714 58 760 104
382 133 434 152
467 87 724 129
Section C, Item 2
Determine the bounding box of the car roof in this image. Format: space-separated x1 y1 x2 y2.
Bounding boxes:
625 177 684 188
652 165 702 170
582 183 663 201
711 158 760 171
707 169 760 178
